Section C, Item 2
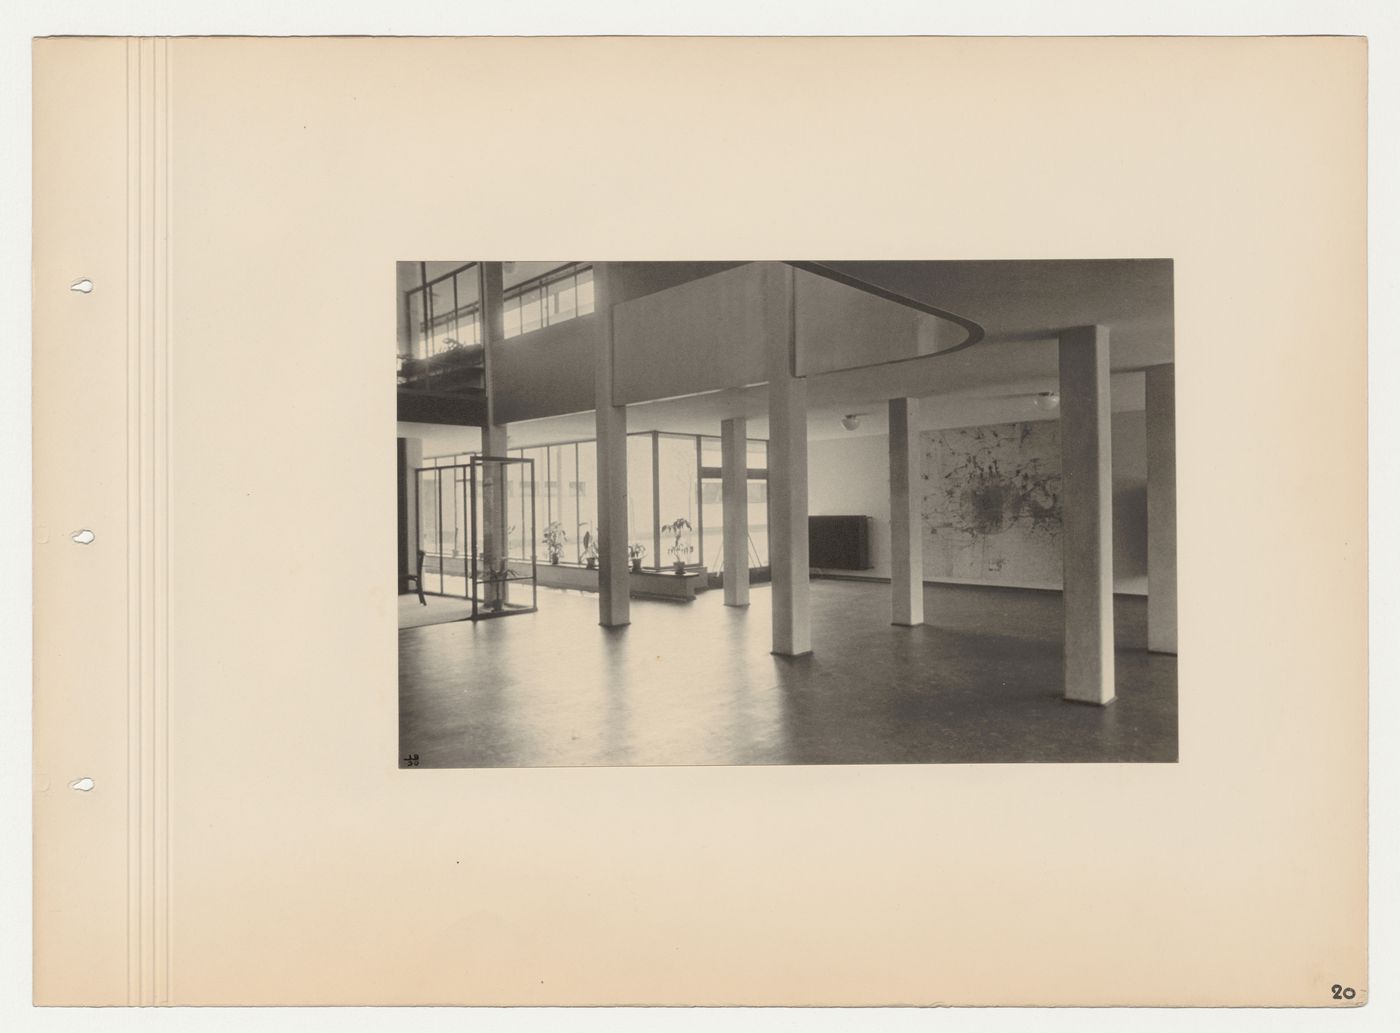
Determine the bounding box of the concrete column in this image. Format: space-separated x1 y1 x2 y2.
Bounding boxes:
768 266 811 656
720 415 750 607
888 397 924 626
1058 325 1115 705
480 261 505 440
479 263 511 608
594 263 630 627
1146 364 1178 654
482 424 508 456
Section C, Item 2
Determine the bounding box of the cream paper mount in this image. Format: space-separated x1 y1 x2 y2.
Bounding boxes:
33 36 1366 1006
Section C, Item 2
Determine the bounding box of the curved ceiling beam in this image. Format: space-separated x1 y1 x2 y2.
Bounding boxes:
785 260 986 357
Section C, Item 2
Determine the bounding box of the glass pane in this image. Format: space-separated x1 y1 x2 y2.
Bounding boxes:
503 295 522 338
476 458 534 614
407 291 426 359
506 453 517 563
577 267 595 315
429 277 455 355
747 438 768 470
523 447 548 554
519 287 543 334
454 266 480 318
498 445 513 561
700 477 723 573
748 478 769 567
521 460 536 565
547 272 578 324
418 470 441 593
700 435 721 469
626 435 654 568
549 444 579 563
657 435 698 570
576 441 597 566
444 467 469 598
461 310 479 346
513 449 541 558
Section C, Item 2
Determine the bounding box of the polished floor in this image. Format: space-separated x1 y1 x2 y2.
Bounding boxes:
398 592 474 630
398 579 1177 767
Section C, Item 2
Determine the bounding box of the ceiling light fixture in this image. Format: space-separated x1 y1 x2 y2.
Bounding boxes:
840 413 865 431
1033 391 1061 412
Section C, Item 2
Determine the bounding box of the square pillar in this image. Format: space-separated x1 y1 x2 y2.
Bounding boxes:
1058 325 1115 704
1146 364 1177 654
720 416 750 606
594 264 630 627
479 262 511 608
888 397 924 626
768 266 811 656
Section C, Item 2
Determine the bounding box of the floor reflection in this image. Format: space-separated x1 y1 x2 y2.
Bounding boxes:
398 581 1177 767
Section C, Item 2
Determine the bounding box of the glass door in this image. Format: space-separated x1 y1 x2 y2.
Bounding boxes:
415 465 471 599
468 455 538 619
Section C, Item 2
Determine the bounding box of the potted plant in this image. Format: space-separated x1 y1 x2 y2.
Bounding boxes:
541 521 567 565
581 524 599 570
660 517 694 575
477 538 513 612
627 542 647 574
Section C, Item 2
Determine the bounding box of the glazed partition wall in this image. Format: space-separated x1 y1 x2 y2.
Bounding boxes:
417 463 471 597
399 263 485 396
471 456 538 618
399 262 594 399
415 458 538 618
499 431 769 574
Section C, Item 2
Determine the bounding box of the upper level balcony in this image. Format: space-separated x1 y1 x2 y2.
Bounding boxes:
397 261 594 426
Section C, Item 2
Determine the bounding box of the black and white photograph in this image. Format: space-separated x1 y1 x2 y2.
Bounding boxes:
396 260 1178 767
19 17 1381 1015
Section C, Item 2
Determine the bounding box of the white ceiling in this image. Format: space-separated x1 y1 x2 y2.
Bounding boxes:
401 259 1171 451
504 257 1169 448
817 259 1173 356
496 371 1145 448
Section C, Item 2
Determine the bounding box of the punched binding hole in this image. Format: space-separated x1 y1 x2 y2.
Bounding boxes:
69 777 95 792
71 529 96 545
70 279 94 294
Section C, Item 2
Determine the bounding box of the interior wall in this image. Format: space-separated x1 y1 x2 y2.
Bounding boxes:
807 410 1148 595
431 263 751 427
808 434 892 579
395 421 482 460
490 314 599 424
612 263 780 405
609 261 748 305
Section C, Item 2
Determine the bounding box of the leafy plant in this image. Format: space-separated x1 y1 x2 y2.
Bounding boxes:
478 524 516 611
660 517 694 572
581 524 599 569
541 521 568 564
627 542 647 572
477 525 515 581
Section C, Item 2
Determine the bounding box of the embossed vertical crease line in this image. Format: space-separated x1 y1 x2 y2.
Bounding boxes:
126 36 173 1007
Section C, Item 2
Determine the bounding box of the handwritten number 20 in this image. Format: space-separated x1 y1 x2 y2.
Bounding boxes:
1331 984 1356 1001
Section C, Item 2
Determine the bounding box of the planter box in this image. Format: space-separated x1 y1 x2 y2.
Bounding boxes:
627 568 709 602
507 561 711 601
510 561 598 592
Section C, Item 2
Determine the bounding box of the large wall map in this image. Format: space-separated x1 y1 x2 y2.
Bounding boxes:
921 421 1063 586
